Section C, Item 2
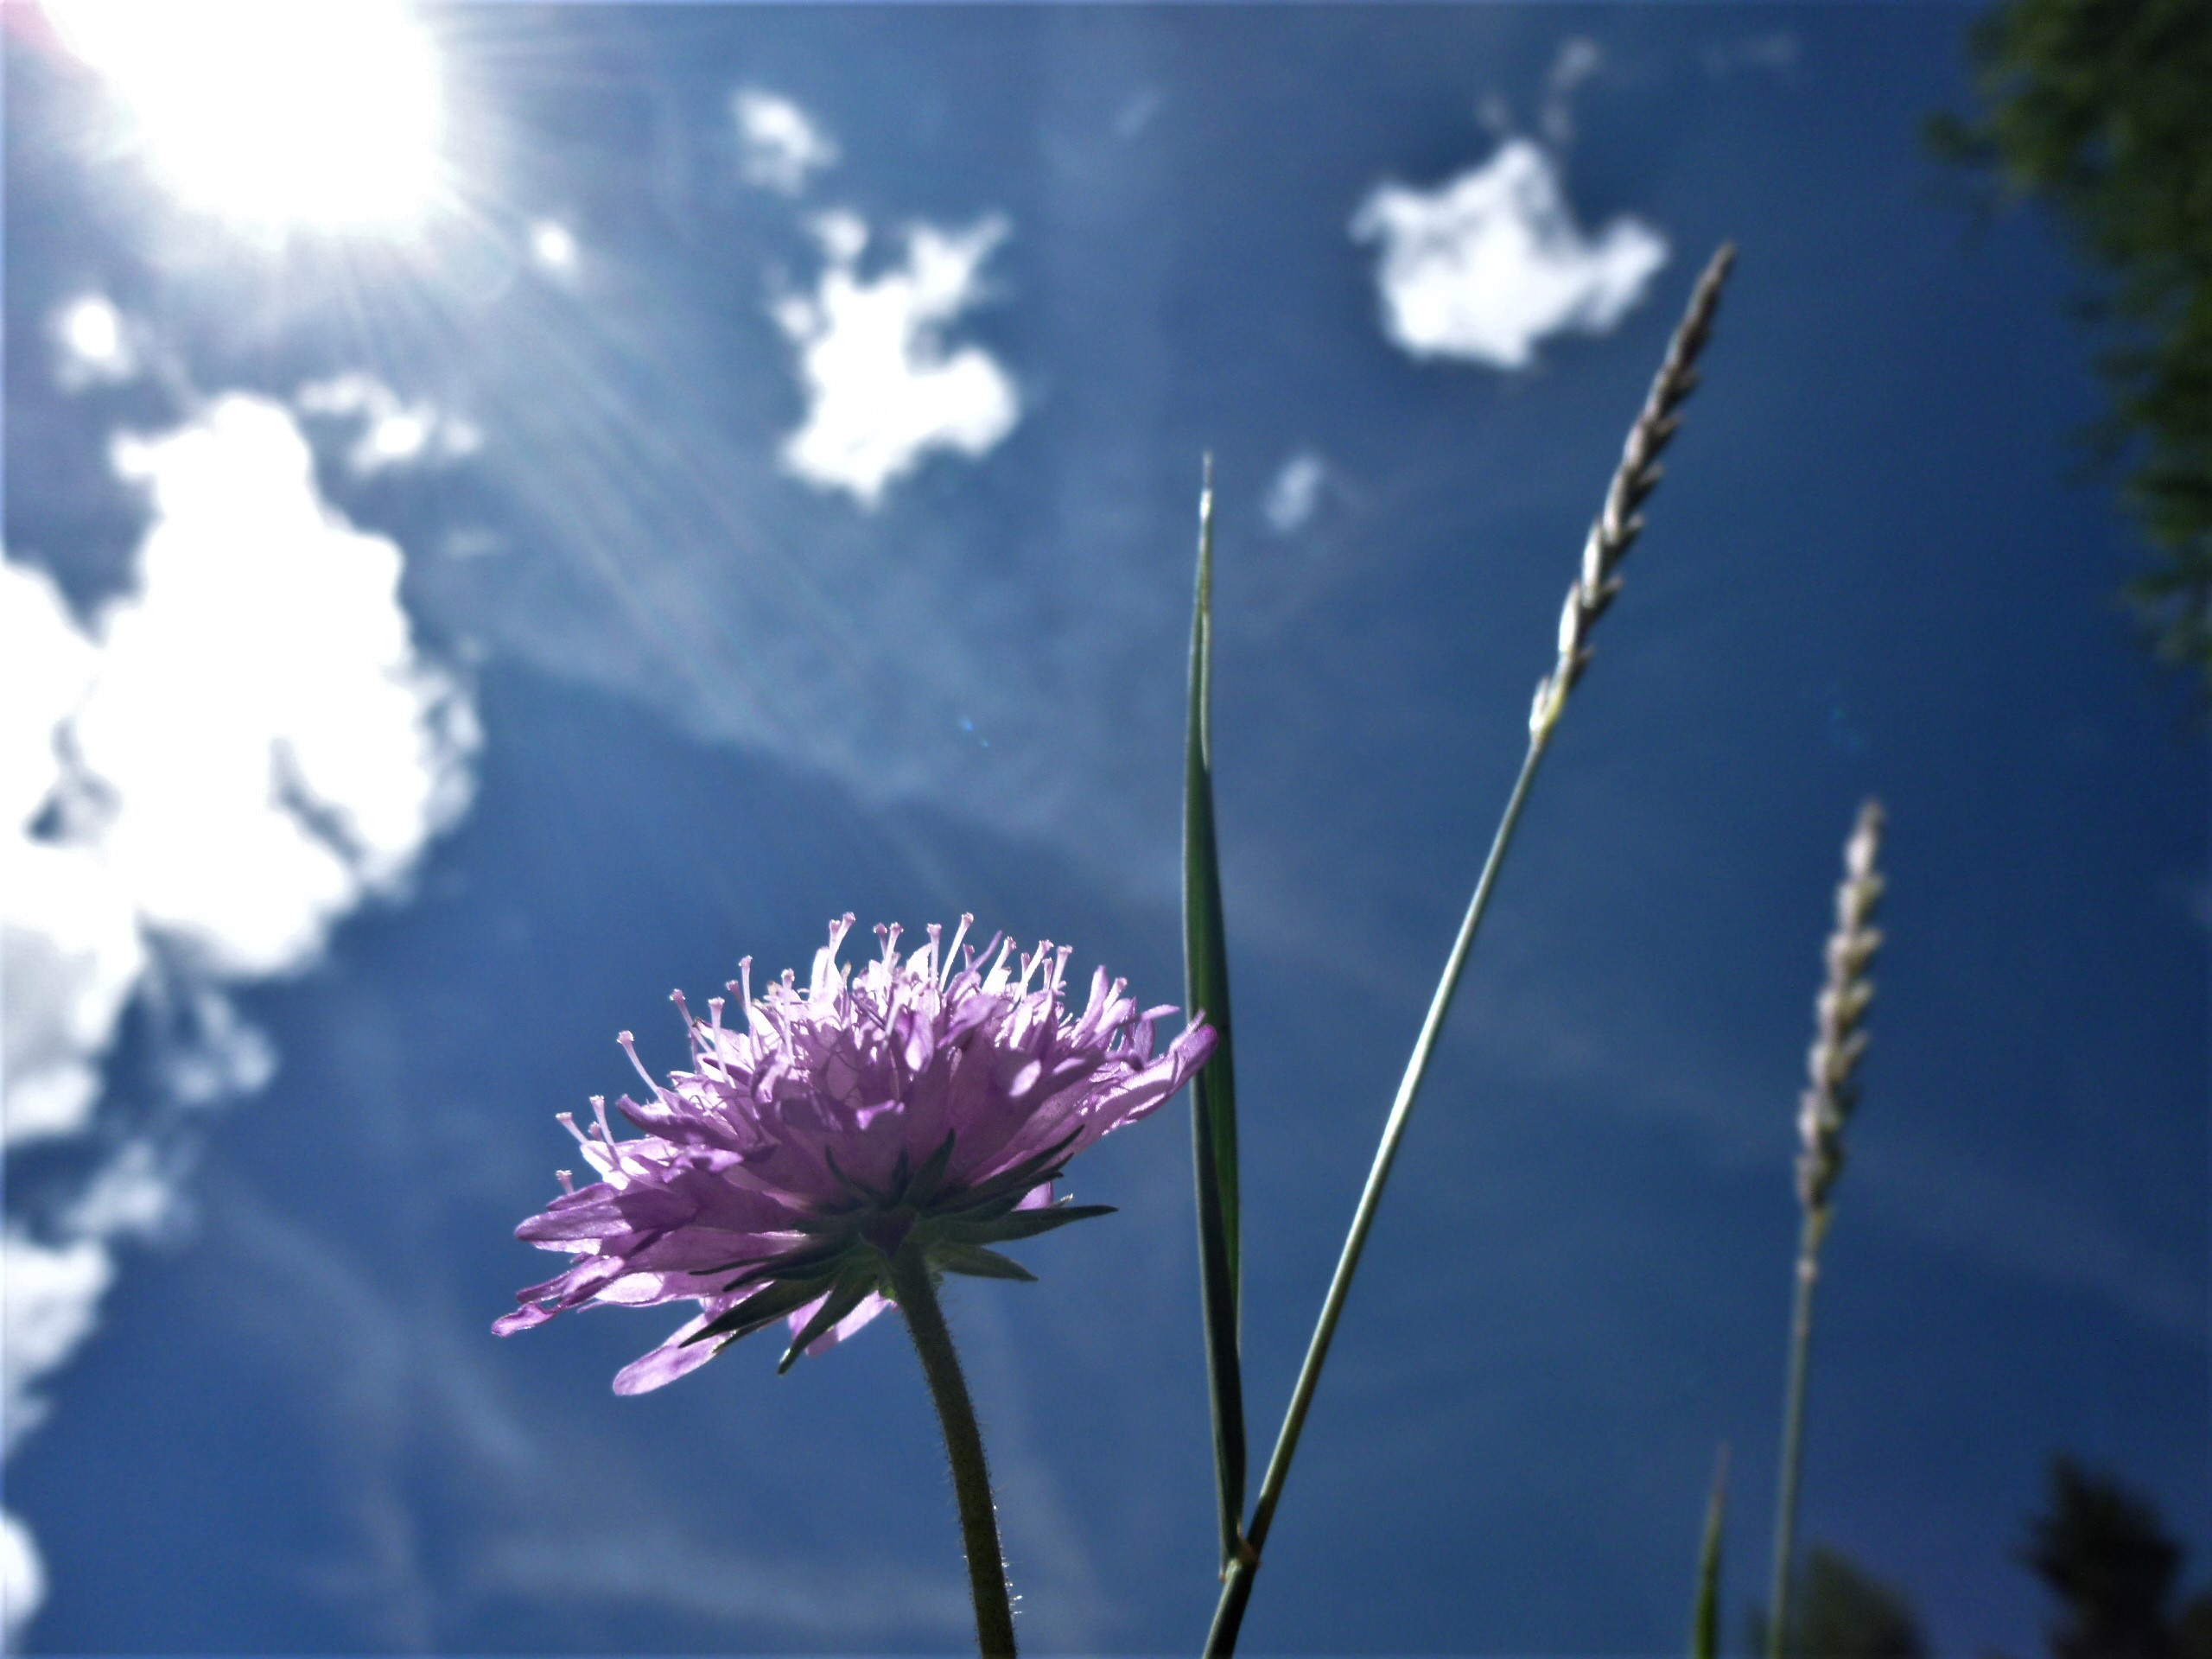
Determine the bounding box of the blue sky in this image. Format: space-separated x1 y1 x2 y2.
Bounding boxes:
3 3 2205 1655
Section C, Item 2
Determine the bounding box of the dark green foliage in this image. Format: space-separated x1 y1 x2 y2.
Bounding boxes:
1796 1550 1929 1659
1750 1548 1928 1659
2021 1457 2194 1659
1929 0 2212 691
2176 1592 2212 1659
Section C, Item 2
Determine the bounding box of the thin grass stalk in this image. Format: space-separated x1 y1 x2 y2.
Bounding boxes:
1185 456 1249 1573
1765 801 1885 1659
1203 242 1737 1659
1766 1210 1825 1659
1693 1446 1730 1659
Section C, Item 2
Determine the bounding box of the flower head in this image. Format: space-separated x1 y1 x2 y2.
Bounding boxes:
496 915 1215 1393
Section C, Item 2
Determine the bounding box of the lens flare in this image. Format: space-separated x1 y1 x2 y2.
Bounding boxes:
42 0 444 237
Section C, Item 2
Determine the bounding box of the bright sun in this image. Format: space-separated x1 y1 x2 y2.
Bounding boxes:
42 0 445 238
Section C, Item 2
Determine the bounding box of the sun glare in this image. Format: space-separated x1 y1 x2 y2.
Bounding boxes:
59 296 125 367
42 0 445 238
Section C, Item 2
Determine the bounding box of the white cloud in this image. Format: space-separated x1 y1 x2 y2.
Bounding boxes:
0 1232 114 1456
51 294 137 389
0 392 478 1645
63 1141 192 1243
772 213 1021 507
2 392 479 1117
2 1509 45 1649
733 88 837 196
1264 451 1330 535
156 989 276 1107
1351 138 1669 371
1 560 143 1145
296 372 480 475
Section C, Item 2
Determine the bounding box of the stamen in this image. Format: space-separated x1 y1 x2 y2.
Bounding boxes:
671 989 700 1066
556 1110 586 1145
556 1169 575 1195
1014 940 1050 996
616 1031 662 1096
944 913 974 987
733 958 769 1040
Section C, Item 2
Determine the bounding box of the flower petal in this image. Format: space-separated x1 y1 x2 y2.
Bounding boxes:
611 1313 726 1395
492 1304 556 1336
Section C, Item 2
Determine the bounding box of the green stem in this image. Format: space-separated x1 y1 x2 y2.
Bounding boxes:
1204 731 1553 1659
1766 1208 1827 1659
890 1248 1017 1659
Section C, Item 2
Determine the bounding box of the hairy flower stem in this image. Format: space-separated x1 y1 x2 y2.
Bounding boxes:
1204 734 1550 1659
1767 1206 1829 1659
890 1248 1017 1659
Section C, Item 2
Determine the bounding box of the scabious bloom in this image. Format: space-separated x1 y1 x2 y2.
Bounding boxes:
496 915 1215 1394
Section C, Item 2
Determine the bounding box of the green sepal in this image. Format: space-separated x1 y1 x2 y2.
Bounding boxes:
684 1273 836 1346
822 1146 889 1207
904 1130 959 1206
931 1243 1038 1282
672 1129 1115 1363
946 1202 1117 1245
932 1130 1080 1219
779 1267 886 1374
716 1234 857 1294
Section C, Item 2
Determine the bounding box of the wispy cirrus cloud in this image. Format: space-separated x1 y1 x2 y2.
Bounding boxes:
1704 30 1801 78
1539 35 1603 146
1352 137 1668 371
194 1178 976 1649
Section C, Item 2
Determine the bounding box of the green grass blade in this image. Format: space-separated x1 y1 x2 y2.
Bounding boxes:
1185 457 1248 1572
1693 1445 1730 1659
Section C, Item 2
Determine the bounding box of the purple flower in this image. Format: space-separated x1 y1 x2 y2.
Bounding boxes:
496 915 1216 1394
